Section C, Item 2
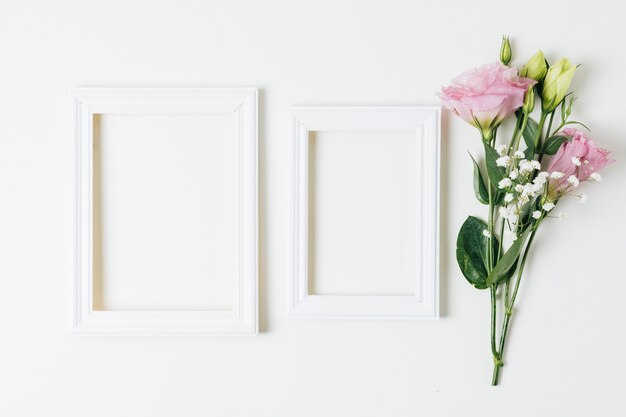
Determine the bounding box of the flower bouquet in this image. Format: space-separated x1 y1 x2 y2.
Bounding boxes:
438 37 614 385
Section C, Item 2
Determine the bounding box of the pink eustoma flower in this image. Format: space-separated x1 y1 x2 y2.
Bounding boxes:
547 127 614 198
438 63 536 139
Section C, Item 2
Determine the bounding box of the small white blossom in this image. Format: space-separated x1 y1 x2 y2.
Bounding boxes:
532 210 542 219
498 178 512 189
518 194 530 205
567 175 580 188
496 156 511 167
589 173 602 182
509 170 519 180
571 156 581 166
515 184 524 193
496 144 508 156
523 183 535 195
483 230 491 238
531 183 544 194
514 150 525 159
499 206 517 223
550 171 564 179
542 202 555 212
518 160 534 174
579 193 588 203
558 212 568 221
504 193 514 203
537 171 549 179
530 160 542 170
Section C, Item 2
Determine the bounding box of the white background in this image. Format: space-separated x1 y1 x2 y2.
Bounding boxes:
1 0 625 416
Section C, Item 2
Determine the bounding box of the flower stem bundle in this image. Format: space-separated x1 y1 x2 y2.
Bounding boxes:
438 37 614 385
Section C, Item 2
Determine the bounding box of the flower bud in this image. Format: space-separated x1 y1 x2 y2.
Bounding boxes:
520 50 547 81
542 58 576 112
523 87 535 113
500 36 512 65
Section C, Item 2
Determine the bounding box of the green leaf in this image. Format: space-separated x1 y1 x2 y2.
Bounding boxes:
542 135 569 155
562 120 591 132
456 216 493 290
486 227 533 286
483 143 505 186
469 153 489 205
522 117 538 159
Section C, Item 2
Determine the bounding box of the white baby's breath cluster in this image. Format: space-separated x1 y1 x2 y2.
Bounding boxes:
493 148 560 238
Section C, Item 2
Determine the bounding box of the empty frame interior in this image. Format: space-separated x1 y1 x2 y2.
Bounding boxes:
307 130 417 296
92 113 236 311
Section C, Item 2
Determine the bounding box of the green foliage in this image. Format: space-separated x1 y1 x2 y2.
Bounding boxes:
542 135 569 155
469 153 489 205
486 226 533 286
522 117 539 159
456 216 497 290
483 143 505 185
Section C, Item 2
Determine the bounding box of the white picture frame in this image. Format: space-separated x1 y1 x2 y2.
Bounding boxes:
286 106 440 320
69 88 258 335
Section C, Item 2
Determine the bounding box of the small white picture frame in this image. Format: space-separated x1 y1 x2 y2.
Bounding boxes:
69 88 258 335
286 106 440 320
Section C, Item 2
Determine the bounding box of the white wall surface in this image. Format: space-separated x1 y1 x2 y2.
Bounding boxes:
1 0 625 416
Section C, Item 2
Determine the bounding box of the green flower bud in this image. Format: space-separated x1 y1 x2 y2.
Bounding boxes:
520 50 547 81
523 87 535 113
542 58 576 112
500 36 512 65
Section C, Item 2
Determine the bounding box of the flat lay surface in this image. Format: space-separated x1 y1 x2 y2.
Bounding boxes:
0 0 625 416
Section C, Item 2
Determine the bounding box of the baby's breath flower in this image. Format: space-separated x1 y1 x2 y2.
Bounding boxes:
514 150 525 159
571 156 581 166
550 171 564 179
579 193 588 203
515 184 524 193
589 172 602 181
532 210 542 219
482 230 491 238
498 178 512 189
509 170 519 180
504 193 514 203
518 160 534 174
518 194 530 204
567 175 580 188
530 160 542 170
542 202 555 212
496 144 508 156
537 171 549 179
496 156 511 167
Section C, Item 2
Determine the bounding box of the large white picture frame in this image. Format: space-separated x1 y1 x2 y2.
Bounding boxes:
69 88 258 335
286 106 440 320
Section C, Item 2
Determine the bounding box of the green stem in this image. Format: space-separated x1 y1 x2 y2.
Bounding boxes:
534 112 548 152
510 112 529 153
538 112 555 164
490 285 500 382
491 224 539 385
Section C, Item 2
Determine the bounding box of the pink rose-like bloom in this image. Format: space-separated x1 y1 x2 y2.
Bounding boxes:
547 127 614 197
438 63 536 138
